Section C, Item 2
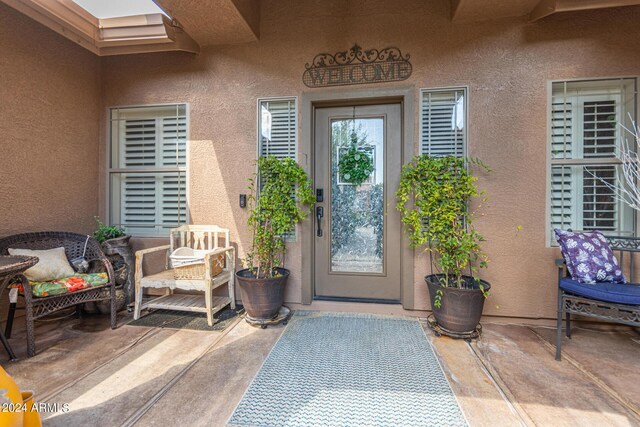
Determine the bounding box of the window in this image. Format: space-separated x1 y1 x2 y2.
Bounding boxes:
420 87 467 157
549 78 637 243
109 104 187 236
258 98 297 159
258 97 297 239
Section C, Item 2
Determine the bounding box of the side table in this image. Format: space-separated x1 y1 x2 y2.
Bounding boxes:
0 256 38 360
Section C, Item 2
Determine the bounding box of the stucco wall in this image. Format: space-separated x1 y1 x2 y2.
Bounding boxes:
0 3 102 236
101 0 640 319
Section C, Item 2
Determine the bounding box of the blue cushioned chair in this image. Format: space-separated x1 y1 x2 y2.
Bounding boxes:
556 235 640 361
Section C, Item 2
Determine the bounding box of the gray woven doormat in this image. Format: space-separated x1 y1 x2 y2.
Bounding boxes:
128 305 244 332
228 311 468 427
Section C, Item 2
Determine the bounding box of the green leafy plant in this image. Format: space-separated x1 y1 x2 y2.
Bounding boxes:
93 217 127 243
338 131 374 186
244 156 315 279
395 155 490 307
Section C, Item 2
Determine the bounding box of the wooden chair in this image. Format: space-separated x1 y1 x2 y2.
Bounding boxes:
134 225 236 326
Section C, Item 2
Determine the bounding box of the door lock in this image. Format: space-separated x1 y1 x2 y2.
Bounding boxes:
316 206 324 237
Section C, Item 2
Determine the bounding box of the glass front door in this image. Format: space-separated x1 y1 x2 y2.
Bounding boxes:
314 104 402 301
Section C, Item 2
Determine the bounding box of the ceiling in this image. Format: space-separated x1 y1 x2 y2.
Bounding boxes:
451 0 640 22
2 0 639 56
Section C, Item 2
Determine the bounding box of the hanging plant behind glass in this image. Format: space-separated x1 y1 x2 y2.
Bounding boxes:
338 129 374 186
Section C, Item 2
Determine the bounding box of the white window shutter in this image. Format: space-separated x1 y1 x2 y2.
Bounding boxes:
583 166 617 231
121 118 157 231
420 88 466 157
111 105 188 236
160 116 187 229
259 99 296 160
550 165 575 231
582 100 617 158
549 99 575 231
160 173 186 228
122 175 157 229
161 116 187 167
122 119 156 167
581 100 618 232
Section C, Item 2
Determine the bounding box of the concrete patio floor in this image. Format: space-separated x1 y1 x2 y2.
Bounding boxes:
1 309 639 426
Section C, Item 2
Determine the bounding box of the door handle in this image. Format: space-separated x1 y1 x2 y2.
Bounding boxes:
316 206 324 237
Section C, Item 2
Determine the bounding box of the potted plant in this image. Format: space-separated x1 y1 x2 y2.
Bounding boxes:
93 217 129 250
236 156 315 321
92 217 132 310
396 155 490 334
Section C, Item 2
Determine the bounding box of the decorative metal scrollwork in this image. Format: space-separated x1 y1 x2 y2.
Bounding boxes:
564 295 640 326
604 235 640 252
303 44 412 88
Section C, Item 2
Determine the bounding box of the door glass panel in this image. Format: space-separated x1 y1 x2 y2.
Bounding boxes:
330 117 384 273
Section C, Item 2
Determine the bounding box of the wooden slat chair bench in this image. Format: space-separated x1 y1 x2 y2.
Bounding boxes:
556 235 640 361
134 225 236 326
0 232 116 357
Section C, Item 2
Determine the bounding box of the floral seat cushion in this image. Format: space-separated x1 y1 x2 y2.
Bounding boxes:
14 273 109 297
554 229 625 284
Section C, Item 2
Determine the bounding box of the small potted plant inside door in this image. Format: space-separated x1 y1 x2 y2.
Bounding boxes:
237 156 315 327
396 155 491 336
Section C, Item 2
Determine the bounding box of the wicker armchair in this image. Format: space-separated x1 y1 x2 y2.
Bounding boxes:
0 232 116 357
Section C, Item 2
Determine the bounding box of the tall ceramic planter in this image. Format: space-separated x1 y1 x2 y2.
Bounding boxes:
98 235 132 312
236 268 289 320
426 274 491 333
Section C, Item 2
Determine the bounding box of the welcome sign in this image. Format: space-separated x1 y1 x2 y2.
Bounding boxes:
303 44 412 88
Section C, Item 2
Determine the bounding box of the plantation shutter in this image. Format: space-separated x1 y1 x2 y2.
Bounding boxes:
259 98 296 160
549 98 575 231
420 88 466 157
110 105 188 236
122 119 157 229
549 79 636 244
160 116 187 228
582 100 618 231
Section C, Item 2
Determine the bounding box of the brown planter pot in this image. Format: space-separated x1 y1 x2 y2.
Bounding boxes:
426 274 491 333
236 268 289 321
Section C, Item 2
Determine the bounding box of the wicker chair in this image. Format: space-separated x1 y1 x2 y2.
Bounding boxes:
0 232 116 357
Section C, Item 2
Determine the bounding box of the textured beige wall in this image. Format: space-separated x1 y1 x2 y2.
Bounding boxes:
101 0 640 319
0 3 102 236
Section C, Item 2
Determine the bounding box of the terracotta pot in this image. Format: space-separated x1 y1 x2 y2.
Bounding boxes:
236 268 289 321
426 274 491 333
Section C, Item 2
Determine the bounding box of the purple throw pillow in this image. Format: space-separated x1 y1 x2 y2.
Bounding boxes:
554 229 625 284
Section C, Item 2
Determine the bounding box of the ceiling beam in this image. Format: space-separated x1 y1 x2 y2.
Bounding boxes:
154 0 260 46
530 0 640 21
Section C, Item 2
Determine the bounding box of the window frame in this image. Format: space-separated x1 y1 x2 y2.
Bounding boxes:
546 77 639 246
419 86 469 158
256 96 299 241
106 102 190 238
256 96 298 160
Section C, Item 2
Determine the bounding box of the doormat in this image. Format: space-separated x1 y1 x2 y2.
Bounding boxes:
227 311 468 427
128 305 244 332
